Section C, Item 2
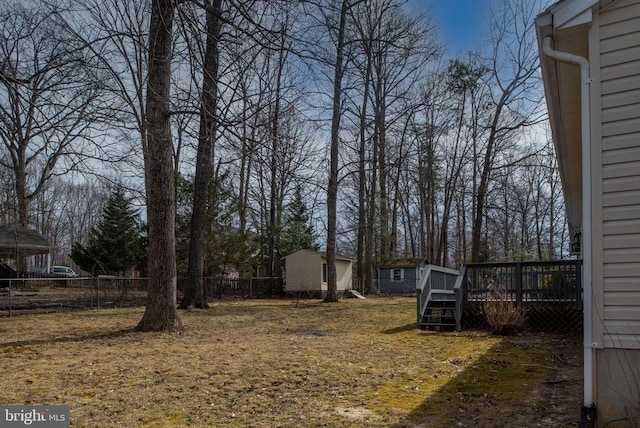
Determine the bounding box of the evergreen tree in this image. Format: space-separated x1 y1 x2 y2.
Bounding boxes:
175 174 194 278
204 172 259 278
71 187 144 275
281 186 318 257
175 172 259 280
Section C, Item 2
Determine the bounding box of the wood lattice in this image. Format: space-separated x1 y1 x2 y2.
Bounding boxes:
463 301 582 333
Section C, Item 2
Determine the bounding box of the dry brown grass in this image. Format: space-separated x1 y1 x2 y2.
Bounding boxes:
0 297 580 427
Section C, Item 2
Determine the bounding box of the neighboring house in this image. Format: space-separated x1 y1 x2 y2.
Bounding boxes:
536 0 640 424
378 258 429 294
283 249 353 298
0 227 52 277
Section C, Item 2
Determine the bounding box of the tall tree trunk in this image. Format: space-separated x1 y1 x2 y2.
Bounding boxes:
471 143 492 263
389 120 410 258
356 40 372 294
267 24 287 278
471 96 504 262
15 159 29 274
365 134 378 293
181 0 223 309
418 112 436 263
238 91 257 236
375 72 389 262
325 0 349 303
136 0 181 332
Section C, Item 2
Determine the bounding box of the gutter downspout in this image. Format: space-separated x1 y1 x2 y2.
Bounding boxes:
542 37 596 422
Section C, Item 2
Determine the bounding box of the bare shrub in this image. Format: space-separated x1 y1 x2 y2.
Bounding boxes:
483 279 527 335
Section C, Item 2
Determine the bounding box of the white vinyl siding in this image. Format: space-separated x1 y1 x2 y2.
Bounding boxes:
599 0 640 349
284 249 352 294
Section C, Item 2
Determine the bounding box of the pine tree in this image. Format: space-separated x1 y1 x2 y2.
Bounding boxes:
71 187 144 275
281 186 318 257
176 172 259 281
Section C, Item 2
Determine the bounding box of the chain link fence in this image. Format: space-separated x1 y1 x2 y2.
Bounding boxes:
0 277 147 316
0 276 284 317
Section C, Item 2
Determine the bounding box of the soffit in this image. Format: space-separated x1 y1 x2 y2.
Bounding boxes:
537 12 591 239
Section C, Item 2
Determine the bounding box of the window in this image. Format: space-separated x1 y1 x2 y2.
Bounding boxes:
392 268 404 282
322 263 327 284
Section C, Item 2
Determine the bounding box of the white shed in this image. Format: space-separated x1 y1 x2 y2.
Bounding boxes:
283 249 353 298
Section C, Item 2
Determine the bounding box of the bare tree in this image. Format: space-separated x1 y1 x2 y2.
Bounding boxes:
345 0 437 288
470 0 544 262
136 0 182 332
179 0 223 309
0 146 16 225
323 0 352 302
0 3 105 230
435 59 484 266
61 0 150 185
30 177 107 267
415 70 450 263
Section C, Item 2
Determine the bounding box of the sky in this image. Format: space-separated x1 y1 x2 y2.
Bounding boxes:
416 0 501 54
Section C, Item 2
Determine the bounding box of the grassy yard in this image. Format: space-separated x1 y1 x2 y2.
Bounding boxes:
0 297 580 427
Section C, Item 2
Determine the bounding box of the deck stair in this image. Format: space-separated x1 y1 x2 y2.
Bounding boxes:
421 299 456 328
416 265 460 330
418 261 583 332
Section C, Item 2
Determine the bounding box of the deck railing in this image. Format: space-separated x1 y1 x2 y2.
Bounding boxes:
453 265 469 331
459 260 582 305
416 265 460 326
458 260 583 332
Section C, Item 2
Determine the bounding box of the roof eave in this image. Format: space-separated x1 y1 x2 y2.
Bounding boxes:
535 2 596 240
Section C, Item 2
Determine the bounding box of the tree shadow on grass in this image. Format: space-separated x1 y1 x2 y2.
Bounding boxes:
0 328 137 349
389 336 576 427
381 323 416 334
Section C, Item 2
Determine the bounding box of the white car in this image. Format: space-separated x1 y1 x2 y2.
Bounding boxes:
50 266 79 277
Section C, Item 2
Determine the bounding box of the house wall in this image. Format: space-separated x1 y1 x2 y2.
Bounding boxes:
335 259 353 292
594 0 640 350
379 266 419 294
284 250 321 292
596 348 640 427
591 0 640 425
284 250 352 296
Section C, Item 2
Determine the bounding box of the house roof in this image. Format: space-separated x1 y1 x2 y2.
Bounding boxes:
284 248 353 262
535 0 605 241
0 226 52 258
380 258 428 268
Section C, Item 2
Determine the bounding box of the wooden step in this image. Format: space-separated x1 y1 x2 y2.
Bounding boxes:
420 299 457 330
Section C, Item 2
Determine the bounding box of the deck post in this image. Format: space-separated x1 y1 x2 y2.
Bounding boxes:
8 279 12 317
515 262 523 305
416 288 421 326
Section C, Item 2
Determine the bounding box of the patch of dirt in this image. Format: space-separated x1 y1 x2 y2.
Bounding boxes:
334 406 380 422
393 331 583 428
511 334 583 427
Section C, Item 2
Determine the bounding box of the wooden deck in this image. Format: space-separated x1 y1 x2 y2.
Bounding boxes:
418 260 583 332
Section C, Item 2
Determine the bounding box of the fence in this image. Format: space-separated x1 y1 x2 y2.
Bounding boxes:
181 277 284 299
0 276 148 317
0 276 284 317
